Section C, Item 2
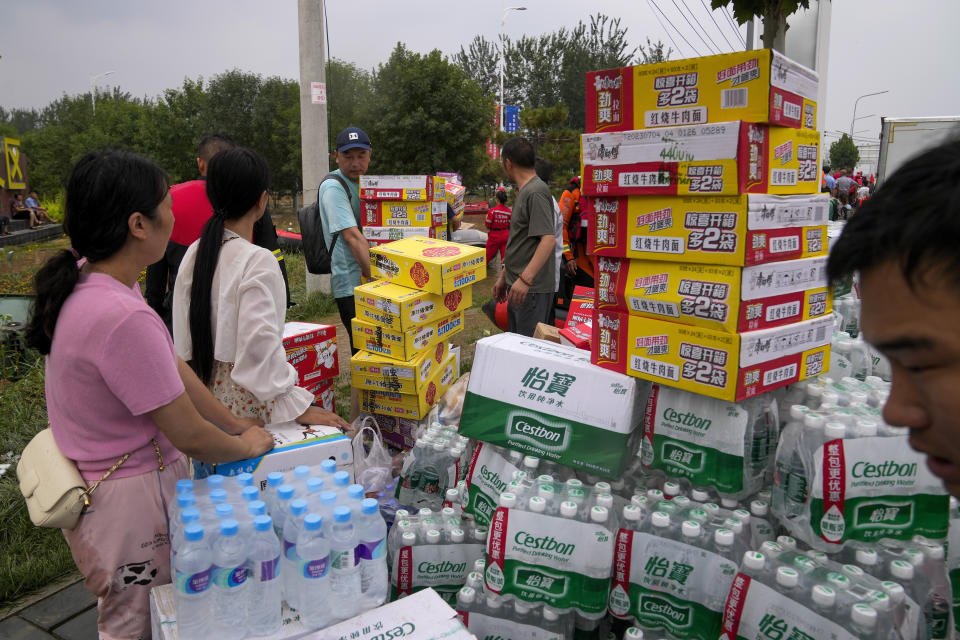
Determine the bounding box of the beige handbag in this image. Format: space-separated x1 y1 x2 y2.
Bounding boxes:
17 428 140 530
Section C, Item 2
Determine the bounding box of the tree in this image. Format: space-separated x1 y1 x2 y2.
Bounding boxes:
326 58 376 157
638 37 673 64
519 104 580 188
454 36 499 97
711 0 810 52
829 134 860 170
367 44 493 187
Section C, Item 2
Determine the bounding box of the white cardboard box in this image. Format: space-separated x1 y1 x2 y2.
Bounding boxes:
193 423 353 491
150 585 474 640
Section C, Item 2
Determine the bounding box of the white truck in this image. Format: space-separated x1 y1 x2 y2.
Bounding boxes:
876 116 960 185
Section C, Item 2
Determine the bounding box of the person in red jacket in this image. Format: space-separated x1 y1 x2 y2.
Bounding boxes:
484 187 512 265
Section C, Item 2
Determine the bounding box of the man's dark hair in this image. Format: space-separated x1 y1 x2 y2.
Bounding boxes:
827 139 960 290
822 164 830 173
534 156 553 184
502 137 536 169
197 133 236 161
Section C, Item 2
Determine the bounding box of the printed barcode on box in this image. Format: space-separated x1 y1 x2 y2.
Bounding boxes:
631 355 680 381
721 88 748 108
815 325 828 342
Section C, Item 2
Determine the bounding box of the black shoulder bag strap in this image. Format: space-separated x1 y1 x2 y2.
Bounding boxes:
319 172 357 256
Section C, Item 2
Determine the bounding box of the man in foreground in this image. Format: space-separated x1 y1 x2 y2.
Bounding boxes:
493 137 556 336
828 139 960 498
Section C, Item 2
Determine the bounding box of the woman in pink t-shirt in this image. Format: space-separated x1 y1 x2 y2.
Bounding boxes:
25 150 274 640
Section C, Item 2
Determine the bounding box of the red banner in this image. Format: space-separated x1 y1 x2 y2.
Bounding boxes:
397 546 413 596
822 438 846 542
721 572 751 637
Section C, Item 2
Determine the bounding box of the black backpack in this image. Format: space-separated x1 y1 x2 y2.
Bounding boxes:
298 173 356 274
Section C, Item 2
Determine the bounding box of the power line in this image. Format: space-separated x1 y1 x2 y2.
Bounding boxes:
721 4 746 47
646 0 699 57
670 0 719 55
698 0 736 51
680 0 726 53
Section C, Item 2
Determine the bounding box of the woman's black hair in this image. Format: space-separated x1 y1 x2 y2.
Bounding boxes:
25 150 168 355
188 147 270 384
495 189 508 204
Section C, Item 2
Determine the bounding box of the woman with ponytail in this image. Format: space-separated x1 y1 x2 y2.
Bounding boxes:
173 148 349 429
25 149 274 639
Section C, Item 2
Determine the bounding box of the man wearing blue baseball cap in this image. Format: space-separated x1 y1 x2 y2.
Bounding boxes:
318 126 373 355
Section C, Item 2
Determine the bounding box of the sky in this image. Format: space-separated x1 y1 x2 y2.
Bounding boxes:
0 0 957 150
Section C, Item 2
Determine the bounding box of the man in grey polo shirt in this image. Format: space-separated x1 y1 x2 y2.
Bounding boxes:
493 137 557 336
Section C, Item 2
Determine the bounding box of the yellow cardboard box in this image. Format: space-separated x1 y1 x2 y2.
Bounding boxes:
369 237 486 295
445 182 466 215
351 341 450 395
359 175 446 201
352 311 463 362
363 225 449 247
359 353 458 419
585 49 818 133
592 310 831 401
353 279 472 331
581 121 821 197
361 200 447 228
595 256 832 333
588 193 829 266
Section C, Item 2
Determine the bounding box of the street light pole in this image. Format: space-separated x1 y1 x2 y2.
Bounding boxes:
499 5 526 133
89 70 115 117
850 90 888 136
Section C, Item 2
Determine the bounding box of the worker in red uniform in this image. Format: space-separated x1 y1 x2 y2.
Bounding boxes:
484 187 512 265
559 176 594 298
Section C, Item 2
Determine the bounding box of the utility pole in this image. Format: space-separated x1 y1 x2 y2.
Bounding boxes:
298 0 330 294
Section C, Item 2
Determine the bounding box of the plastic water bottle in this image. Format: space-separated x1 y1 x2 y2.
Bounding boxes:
246 515 282 637
211 519 249 639
292 465 311 495
320 458 338 478
264 471 285 516
346 484 366 508
297 514 332 629
273 484 295 535
174 524 212 639
332 471 351 497
330 505 361 620
170 506 201 574
282 498 309 610
356 498 388 608
230 472 255 502
306 477 325 502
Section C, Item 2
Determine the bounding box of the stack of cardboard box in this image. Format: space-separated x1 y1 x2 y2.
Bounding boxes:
282 321 339 412
350 236 485 444
359 175 450 247
583 50 833 402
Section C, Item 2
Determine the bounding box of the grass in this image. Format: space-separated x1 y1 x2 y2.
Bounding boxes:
0 350 77 608
282 249 339 322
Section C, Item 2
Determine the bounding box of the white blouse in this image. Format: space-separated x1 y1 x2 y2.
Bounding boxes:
173 229 313 422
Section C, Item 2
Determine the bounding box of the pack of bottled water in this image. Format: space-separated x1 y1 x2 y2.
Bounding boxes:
387 505 487 604
169 464 389 636
771 375 950 552
482 476 621 626
395 422 473 511
455 566 576 639
607 490 758 639
636 383 779 503
830 294 892 381
722 538 924 640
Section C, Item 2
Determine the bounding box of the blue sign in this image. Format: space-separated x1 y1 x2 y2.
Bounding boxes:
504 105 520 134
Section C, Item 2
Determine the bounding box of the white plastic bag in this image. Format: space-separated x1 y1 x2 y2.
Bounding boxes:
351 415 394 494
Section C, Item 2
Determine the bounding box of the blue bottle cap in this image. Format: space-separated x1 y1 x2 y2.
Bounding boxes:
253 515 273 532
303 514 323 531
181 507 201 523
209 489 228 504
216 504 234 519
321 459 337 474
333 506 351 523
248 500 267 516
176 479 194 494
267 472 285 487
333 471 350 487
294 465 310 479
307 477 324 493
290 499 309 516
241 486 259 502
278 484 296 500
206 474 225 489
177 493 196 508
320 491 338 507
347 484 365 500
236 472 254 487
220 519 239 536
184 523 204 542
361 498 379 515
